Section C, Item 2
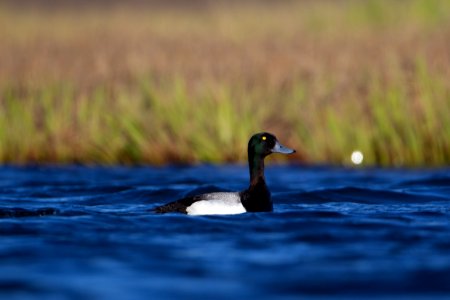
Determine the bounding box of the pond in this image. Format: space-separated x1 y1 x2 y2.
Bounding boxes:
1 165 449 299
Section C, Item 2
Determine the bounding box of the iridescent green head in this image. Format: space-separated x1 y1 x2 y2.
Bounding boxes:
248 132 295 158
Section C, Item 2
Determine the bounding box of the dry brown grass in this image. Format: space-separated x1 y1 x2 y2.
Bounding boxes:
1 0 450 165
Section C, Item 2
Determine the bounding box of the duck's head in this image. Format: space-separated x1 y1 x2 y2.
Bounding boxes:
248 132 295 158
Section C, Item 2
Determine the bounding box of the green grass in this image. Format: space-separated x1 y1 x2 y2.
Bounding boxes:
0 0 450 166
1 63 448 166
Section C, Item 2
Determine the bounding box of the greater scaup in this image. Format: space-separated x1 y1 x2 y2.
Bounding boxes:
154 132 295 215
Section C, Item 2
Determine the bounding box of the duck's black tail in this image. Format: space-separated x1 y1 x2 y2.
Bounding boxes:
152 196 198 214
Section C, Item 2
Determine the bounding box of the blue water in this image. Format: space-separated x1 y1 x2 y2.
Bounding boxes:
1 165 449 299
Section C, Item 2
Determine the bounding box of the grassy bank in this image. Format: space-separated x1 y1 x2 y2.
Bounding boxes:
1 0 450 165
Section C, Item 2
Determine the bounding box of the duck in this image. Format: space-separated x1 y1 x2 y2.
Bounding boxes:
153 132 295 215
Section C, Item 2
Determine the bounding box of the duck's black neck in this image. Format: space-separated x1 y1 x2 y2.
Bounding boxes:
249 151 266 186
242 151 272 212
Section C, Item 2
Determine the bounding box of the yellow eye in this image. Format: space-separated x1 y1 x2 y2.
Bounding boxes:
262 136 267 141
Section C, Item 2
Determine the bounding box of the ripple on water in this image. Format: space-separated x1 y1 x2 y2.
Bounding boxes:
0 165 449 299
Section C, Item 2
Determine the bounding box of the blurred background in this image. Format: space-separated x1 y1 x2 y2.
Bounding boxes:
0 0 449 166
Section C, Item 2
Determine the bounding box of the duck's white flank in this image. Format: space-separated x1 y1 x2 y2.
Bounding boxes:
185 192 246 216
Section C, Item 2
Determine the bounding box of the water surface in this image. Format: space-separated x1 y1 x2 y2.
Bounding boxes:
1 165 449 299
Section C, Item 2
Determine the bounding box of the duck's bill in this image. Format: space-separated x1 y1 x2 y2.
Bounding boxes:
272 141 296 154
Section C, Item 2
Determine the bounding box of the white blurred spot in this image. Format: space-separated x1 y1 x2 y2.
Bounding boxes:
351 150 364 165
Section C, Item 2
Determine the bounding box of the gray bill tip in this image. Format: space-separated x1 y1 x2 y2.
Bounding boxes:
272 141 295 154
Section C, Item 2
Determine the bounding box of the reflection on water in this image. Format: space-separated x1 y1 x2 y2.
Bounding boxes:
1 165 450 299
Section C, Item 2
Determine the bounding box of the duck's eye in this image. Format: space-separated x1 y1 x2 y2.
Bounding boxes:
262 136 267 141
